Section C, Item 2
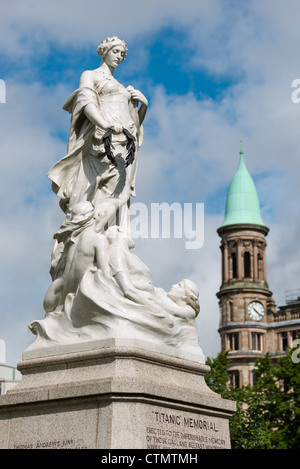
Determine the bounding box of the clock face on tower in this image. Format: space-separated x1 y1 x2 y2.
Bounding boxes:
247 301 265 321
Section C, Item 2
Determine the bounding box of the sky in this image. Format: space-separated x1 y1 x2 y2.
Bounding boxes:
0 0 300 367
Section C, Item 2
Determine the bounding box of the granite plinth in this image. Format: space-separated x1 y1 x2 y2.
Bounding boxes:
0 342 235 449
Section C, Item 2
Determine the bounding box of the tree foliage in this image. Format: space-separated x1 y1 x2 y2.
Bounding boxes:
205 343 300 449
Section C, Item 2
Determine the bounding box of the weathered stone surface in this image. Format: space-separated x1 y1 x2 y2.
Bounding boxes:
0 344 235 449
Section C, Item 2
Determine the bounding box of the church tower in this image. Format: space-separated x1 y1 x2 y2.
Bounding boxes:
216 148 276 387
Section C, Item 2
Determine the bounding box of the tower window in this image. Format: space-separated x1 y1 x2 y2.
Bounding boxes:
227 332 239 351
251 370 257 387
251 332 263 351
231 253 237 279
228 370 240 388
244 251 251 278
280 332 288 350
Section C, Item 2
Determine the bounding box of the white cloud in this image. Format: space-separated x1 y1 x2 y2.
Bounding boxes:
0 0 219 60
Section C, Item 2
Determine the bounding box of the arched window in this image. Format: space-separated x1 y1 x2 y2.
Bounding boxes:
228 370 240 388
227 332 239 350
252 370 257 387
231 253 237 279
244 251 251 278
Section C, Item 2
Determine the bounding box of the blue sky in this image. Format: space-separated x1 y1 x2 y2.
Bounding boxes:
0 0 300 366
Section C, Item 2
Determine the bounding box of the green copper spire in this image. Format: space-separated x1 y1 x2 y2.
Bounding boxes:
221 149 265 227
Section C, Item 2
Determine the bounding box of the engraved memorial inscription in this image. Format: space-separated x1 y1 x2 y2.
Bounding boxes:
145 410 229 449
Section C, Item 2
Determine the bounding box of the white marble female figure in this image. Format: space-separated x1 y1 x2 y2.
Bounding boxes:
48 37 148 233
26 38 204 363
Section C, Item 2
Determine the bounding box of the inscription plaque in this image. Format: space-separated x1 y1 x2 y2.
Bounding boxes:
144 408 230 449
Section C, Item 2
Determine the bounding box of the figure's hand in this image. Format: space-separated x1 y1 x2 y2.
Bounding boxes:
111 124 123 134
127 86 148 107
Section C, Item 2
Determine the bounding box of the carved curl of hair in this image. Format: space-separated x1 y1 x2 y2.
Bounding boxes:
97 36 127 60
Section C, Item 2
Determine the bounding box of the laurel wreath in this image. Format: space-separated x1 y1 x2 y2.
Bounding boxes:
102 128 136 167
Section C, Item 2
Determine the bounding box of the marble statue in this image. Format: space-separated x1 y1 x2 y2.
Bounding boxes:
27 37 204 363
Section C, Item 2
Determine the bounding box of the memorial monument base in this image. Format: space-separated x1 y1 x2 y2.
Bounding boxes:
0 341 236 449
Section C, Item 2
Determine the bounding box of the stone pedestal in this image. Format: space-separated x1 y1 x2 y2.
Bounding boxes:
0 341 235 449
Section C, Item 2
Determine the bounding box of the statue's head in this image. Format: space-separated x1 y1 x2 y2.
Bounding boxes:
182 279 200 316
67 201 95 224
106 225 135 249
97 36 127 63
168 279 200 316
106 225 120 241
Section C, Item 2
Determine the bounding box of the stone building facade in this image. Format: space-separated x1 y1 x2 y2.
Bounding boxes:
216 151 300 387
